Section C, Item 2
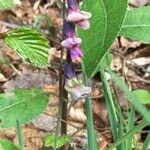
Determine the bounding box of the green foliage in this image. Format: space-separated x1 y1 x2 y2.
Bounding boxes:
133 89 150 104
78 0 127 78
99 52 112 70
4 27 49 67
110 71 150 124
142 132 150 150
82 63 99 150
120 7 150 43
44 134 70 149
126 105 135 150
108 119 148 150
100 70 118 140
0 0 14 10
0 140 21 150
0 88 49 128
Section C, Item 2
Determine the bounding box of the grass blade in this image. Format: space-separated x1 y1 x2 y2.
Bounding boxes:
109 71 150 124
142 131 150 150
100 70 118 141
108 119 148 150
126 105 135 150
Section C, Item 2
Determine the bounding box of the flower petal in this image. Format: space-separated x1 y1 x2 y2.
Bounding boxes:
65 84 91 101
77 20 90 30
67 0 79 12
61 38 75 48
70 46 83 61
64 64 76 79
64 22 75 38
68 11 89 22
81 11 92 19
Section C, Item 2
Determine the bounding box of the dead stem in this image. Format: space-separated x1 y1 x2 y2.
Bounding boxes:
54 0 68 149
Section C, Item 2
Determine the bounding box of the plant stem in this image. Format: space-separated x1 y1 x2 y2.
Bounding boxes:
54 0 68 149
60 1 70 149
82 62 98 150
16 120 24 150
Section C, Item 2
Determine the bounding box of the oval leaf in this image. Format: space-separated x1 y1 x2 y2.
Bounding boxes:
0 0 14 10
78 0 128 78
0 140 21 150
44 134 70 149
0 88 49 128
120 7 150 43
4 27 49 67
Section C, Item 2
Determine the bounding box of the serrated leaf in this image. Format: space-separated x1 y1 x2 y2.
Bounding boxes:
4 27 49 67
0 0 14 10
44 134 70 149
120 7 150 43
0 88 49 128
133 89 150 104
78 0 127 78
0 140 21 150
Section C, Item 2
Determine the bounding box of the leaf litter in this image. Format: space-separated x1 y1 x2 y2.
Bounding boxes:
0 0 150 149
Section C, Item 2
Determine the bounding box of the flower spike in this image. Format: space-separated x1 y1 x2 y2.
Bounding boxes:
67 0 91 29
61 22 83 63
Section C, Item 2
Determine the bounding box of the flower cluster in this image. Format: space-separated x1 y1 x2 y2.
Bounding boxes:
61 0 91 101
64 64 91 101
61 22 83 63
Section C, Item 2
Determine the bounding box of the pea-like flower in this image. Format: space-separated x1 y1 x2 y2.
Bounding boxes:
67 0 91 29
64 63 91 101
61 22 83 63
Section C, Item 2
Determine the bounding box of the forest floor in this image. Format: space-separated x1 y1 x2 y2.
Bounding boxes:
0 0 150 149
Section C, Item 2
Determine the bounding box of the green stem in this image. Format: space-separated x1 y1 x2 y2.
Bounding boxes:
100 70 118 140
16 120 24 150
82 62 98 150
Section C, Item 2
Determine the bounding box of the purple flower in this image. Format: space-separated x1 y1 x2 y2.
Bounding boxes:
64 64 91 101
67 0 79 12
61 22 83 63
67 0 91 30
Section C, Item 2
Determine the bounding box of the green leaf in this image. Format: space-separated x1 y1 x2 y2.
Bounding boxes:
4 27 49 67
99 52 112 71
78 0 127 78
0 140 21 150
110 71 150 124
44 134 70 149
133 89 150 104
0 0 14 10
0 88 49 128
120 7 150 43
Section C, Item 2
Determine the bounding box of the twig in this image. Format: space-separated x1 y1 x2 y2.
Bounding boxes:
0 20 20 28
110 50 150 74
